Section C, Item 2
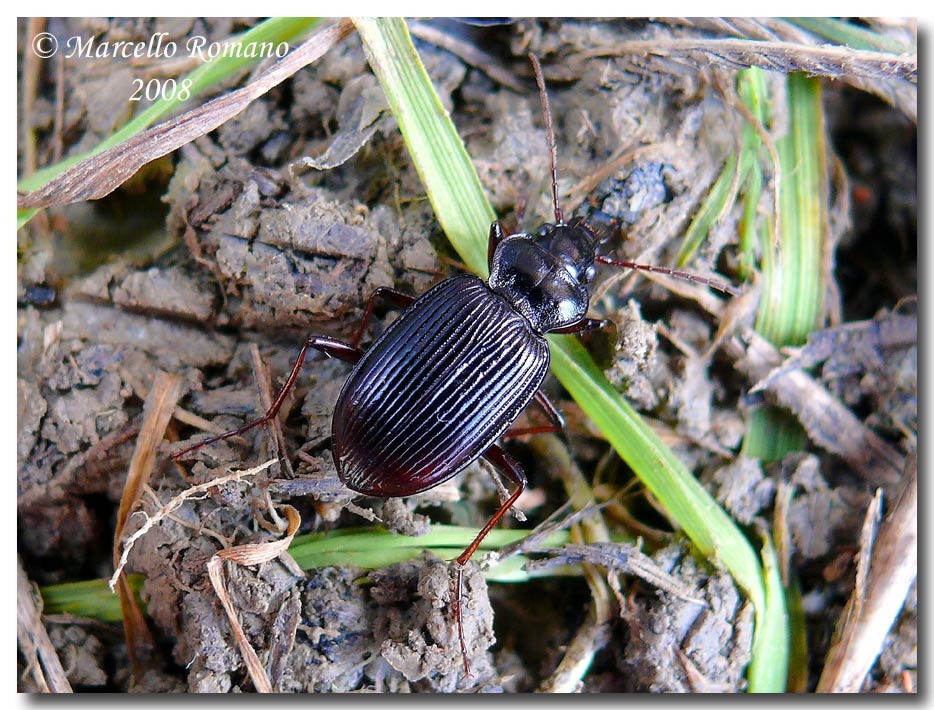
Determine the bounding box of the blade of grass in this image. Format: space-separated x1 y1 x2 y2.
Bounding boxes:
40 575 145 623
736 67 769 280
39 526 579 622
355 17 778 690
747 531 789 691
743 73 826 462
784 17 913 55
17 17 321 228
674 153 738 267
548 336 764 609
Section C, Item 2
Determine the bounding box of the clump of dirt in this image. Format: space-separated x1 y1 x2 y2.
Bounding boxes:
620 542 754 692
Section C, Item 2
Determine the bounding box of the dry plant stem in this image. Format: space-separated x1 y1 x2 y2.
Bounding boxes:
663 17 916 122
112 371 183 673
586 39 917 83
817 458 917 692
407 21 526 92
17 558 73 693
773 482 794 584
207 558 273 694
18 19 354 209
529 435 614 693
539 621 613 693
110 459 276 589
728 328 904 489
53 50 65 163
208 505 302 694
580 38 916 121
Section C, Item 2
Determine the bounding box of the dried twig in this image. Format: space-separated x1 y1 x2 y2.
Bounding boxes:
17 558 73 693
585 38 915 82
817 456 917 692
408 20 527 93
581 37 916 121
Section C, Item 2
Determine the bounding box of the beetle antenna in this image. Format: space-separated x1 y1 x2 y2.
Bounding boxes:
529 53 563 225
595 256 740 296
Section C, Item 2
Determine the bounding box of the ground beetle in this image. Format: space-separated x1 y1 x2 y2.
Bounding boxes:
173 54 738 673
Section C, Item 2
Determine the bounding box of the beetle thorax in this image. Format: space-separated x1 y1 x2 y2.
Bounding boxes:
488 230 592 334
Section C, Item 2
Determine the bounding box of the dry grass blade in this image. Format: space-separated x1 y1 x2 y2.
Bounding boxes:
584 38 916 82
17 558 73 693
17 19 353 210
208 505 302 693
114 372 183 552
207 557 272 693
407 20 526 93
112 371 182 672
216 505 301 565
539 622 612 693
817 458 917 692
583 38 916 121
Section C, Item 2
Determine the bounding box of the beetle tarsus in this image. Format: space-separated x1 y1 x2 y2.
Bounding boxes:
453 564 472 677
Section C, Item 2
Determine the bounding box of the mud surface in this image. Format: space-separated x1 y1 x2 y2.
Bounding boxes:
18 18 916 693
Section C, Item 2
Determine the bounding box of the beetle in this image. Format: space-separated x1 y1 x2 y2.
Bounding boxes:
172 53 738 672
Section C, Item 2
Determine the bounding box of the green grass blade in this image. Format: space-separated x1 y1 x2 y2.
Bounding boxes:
18 17 321 229
41 575 145 623
39 526 577 621
354 17 770 684
747 532 789 692
755 74 825 346
747 534 789 693
784 17 913 54
736 67 769 279
290 524 573 582
675 153 738 267
744 73 826 463
549 336 765 613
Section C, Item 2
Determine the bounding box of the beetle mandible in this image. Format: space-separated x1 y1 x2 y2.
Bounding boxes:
172 53 738 672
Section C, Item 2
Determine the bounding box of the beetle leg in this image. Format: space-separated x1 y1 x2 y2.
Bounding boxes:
452 444 527 675
550 317 611 335
502 390 566 439
455 445 527 566
350 287 416 347
171 336 363 460
487 221 508 272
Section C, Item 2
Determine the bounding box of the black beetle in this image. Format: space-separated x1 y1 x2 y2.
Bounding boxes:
172 53 737 672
